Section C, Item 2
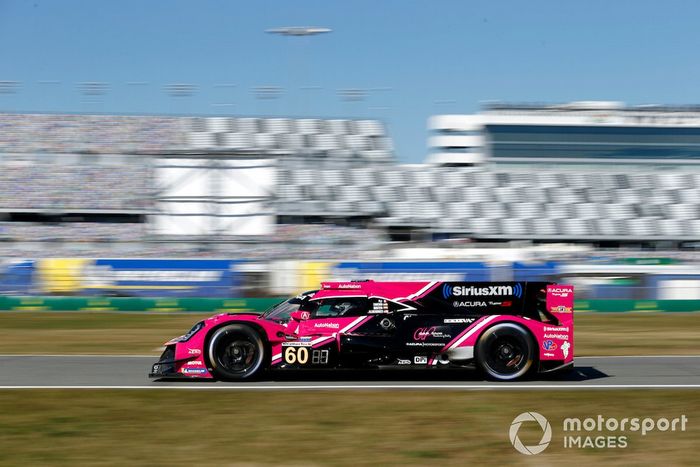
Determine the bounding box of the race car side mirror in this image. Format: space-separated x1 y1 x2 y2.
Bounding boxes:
290 311 310 321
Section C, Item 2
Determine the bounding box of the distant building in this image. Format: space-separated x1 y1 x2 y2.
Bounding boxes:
427 101 700 165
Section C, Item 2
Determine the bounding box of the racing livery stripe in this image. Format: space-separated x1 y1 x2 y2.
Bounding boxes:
443 315 498 351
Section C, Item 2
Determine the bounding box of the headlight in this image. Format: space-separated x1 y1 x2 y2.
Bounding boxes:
179 321 204 342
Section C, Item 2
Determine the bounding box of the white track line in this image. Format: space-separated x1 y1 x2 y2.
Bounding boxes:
0 384 699 390
0 354 158 358
1 354 699 359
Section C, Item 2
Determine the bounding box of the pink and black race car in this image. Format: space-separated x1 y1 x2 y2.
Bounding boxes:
150 280 574 382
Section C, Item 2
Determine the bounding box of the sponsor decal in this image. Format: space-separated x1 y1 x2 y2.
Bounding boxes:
187 348 201 355
338 283 361 289
282 341 313 347
543 333 569 340
442 283 523 299
181 368 207 375
542 340 558 351
397 359 411 365
549 286 573 298
314 322 340 329
452 301 487 308
543 352 556 357
414 356 428 364
544 326 569 332
413 327 452 341
299 336 312 342
562 341 571 359
444 318 476 324
186 360 204 366
550 305 573 313
300 311 311 320
406 342 444 347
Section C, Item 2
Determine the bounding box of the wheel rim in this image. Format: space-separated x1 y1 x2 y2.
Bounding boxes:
216 335 259 374
483 334 531 377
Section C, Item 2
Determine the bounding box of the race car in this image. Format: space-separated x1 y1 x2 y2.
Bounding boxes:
149 280 574 382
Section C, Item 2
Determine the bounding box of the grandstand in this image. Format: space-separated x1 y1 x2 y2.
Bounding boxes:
3 107 700 260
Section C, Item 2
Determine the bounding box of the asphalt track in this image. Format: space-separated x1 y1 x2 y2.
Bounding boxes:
1 355 700 389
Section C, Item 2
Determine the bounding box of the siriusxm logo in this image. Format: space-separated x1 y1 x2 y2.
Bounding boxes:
442 283 523 299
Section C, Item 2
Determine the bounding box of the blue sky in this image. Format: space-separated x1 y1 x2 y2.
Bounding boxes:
1 0 699 162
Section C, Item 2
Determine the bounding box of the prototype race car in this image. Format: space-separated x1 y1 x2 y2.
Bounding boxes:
150 280 574 382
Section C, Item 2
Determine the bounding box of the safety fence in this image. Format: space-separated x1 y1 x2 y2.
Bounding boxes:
0 296 699 313
0 296 283 313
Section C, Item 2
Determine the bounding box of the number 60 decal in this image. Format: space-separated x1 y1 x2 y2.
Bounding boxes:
284 346 309 364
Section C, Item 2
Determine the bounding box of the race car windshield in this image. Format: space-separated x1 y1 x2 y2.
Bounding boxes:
261 299 301 321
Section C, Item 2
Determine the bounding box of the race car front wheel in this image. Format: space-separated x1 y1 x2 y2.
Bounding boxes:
475 323 535 381
207 324 266 381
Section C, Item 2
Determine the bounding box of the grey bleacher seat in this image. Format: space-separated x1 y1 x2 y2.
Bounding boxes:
254 133 277 150
533 219 559 236
388 201 414 219
350 167 377 186
312 134 340 152
354 120 384 136
343 134 370 151
501 218 529 236
370 185 399 202
276 184 304 201
297 119 321 135
187 132 215 149
310 184 332 200
432 185 458 203
628 217 657 237
357 200 383 214
446 202 476 218
264 118 291 134
443 171 467 188
574 203 600 219
403 186 430 203
278 134 305 151
322 170 345 185
222 133 254 150
460 186 492 203
236 118 259 133
207 117 234 133
679 188 700 203
478 201 507 219
436 217 463 230
535 172 561 188
360 150 392 160
379 170 407 187
514 202 541 218
339 185 370 202
561 218 590 236
326 119 350 135
668 203 697 219
471 218 498 235
546 204 572 219
689 220 700 237
603 203 635 219
523 186 548 203
660 218 684 237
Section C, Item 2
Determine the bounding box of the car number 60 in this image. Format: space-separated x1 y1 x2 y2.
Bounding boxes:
284 346 309 364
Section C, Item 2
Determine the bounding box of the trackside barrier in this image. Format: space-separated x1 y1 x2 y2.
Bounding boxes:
1 297 699 313
0 296 284 313
576 300 700 313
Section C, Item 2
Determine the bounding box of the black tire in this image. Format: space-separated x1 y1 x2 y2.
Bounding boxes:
475 322 536 381
207 324 267 381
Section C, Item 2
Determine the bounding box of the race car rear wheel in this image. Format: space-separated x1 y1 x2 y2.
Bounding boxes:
207 324 266 381
475 323 535 381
